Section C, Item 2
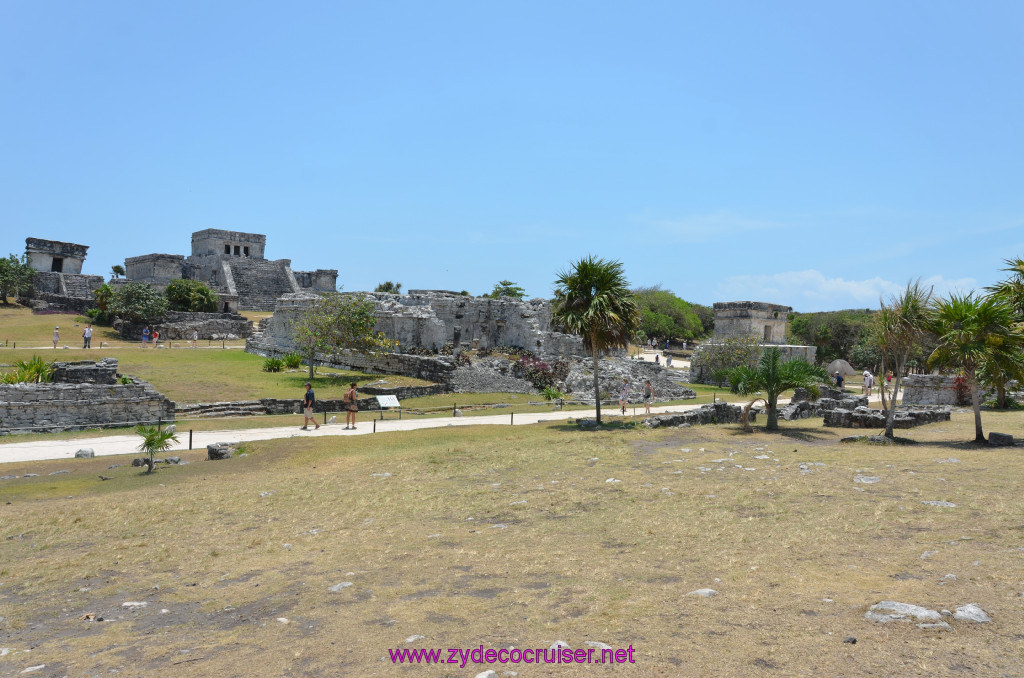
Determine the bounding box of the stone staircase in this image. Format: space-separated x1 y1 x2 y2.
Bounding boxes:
61 274 104 299
176 401 268 418
228 259 299 310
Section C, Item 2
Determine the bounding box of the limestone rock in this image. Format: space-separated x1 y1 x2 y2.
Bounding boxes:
74 448 95 458
865 600 941 623
207 443 237 460
953 603 991 623
687 588 718 598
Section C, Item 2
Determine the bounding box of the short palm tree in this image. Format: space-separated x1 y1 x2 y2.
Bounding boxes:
928 293 1024 442
136 424 179 473
875 280 932 438
724 346 828 431
552 256 641 425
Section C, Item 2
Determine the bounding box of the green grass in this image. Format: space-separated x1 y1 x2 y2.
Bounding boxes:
1 411 1023 675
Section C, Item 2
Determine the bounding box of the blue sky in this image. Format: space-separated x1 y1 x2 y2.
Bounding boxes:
2 1 1021 311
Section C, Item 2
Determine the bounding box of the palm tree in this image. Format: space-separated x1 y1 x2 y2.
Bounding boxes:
552 256 640 425
724 346 828 431
986 257 1024 318
928 293 1024 443
875 281 933 437
136 424 179 473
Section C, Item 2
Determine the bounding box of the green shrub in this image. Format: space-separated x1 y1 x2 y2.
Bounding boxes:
282 353 303 369
165 279 219 312
109 282 169 322
541 386 565 401
262 357 284 373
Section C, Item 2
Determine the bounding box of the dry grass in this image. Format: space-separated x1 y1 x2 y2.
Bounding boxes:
1 411 1023 676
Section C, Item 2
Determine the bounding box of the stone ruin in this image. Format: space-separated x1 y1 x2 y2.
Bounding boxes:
114 310 254 341
23 238 105 312
689 301 817 384
123 229 338 312
248 290 585 359
900 374 995 406
246 290 697 400
0 358 175 435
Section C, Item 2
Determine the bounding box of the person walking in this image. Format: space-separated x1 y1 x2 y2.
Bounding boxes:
642 380 654 415
619 378 629 415
343 382 359 430
82 324 92 349
141 326 150 348
300 382 319 430
52 326 60 349
834 371 844 389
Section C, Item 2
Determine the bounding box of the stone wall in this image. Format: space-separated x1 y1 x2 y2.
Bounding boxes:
293 269 338 292
27 272 105 313
125 254 185 283
248 291 585 361
115 311 253 341
643 402 753 428
51 358 118 384
901 375 995 406
823 405 952 429
0 359 175 435
712 301 791 344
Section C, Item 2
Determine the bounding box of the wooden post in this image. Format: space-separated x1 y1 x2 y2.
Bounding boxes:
511 411 514 425
373 419 376 433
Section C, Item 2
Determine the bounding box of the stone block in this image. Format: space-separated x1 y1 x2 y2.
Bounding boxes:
989 432 1014 447
75 448 95 458
207 442 237 460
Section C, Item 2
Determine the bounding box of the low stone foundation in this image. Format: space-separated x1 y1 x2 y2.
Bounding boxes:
175 384 448 418
0 359 175 435
115 311 253 341
901 374 997 406
823 406 952 429
643 402 753 428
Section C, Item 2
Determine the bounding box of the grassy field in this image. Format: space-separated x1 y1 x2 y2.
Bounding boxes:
1 410 1023 676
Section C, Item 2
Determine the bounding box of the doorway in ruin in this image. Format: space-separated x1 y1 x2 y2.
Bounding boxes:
50 257 63 272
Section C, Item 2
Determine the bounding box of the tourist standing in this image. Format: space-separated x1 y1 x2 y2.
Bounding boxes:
619 378 629 415
344 382 359 430
151 329 159 348
862 370 874 396
835 371 844 389
665 354 673 367
300 382 319 430
191 328 198 348
642 380 653 415
654 354 660 365
141 326 150 348
52 326 59 349
82 324 92 349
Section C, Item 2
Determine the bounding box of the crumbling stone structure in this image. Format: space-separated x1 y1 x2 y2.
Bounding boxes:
643 402 754 428
248 291 585 359
0 358 175 435
25 238 88 274
900 374 995 406
688 300 817 384
713 301 790 344
23 238 105 312
823 405 952 429
123 229 338 312
114 311 254 341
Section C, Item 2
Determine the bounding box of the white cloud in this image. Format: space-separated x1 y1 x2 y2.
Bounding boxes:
716 270 979 312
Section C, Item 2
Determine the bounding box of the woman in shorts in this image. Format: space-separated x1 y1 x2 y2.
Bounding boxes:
642 380 653 415
344 382 359 430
